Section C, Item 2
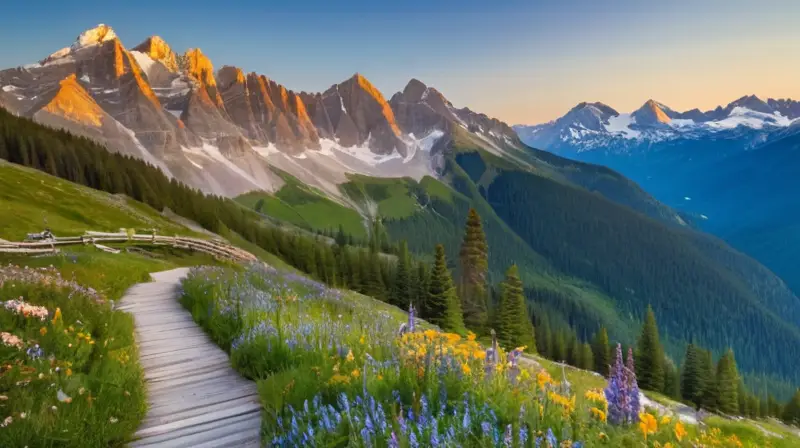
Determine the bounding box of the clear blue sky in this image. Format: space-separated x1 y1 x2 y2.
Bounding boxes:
2 0 800 124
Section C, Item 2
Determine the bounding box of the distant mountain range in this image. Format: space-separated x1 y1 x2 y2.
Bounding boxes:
514 95 800 155
514 96 800 295
0 24 524 198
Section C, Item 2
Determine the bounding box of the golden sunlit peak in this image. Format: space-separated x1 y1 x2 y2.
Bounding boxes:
184 48 217 87
133 36 178 72
42 74 105 127
72 24 117 50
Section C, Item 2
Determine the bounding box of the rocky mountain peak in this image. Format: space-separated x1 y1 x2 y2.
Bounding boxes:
632 99 671 125
184 48 224 109
39 74 105 127
727 94 772 114
217 65 246 89
72 24 117 51
402 78 428 102
132 36 178 72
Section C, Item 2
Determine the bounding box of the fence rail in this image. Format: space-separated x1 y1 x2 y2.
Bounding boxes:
0 232 258 263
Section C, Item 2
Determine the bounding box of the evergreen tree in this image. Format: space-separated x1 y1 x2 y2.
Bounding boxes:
389 241 412 308
716 349 740 415
458 208 489 332
681 343 706 408
699 349 718 412
414 260 430 315
426 244 465 333
552 331 567 362
747 394 760 419
495 265 535 349
536 317 552 359
592 327 611 377
783 390 800 426
663 357 681 400
636 305 665 392
737 380 748 416
335 225 347 247
581 342 594 371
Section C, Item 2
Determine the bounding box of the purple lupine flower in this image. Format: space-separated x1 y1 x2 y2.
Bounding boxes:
408 303 416 332
520 425 529 445
389 432 400 448
502 424 513 447
481 421 492 438
545 428 558 447
409 430 419 448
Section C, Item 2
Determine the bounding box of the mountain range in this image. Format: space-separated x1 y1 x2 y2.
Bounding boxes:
515 96 800 296
0 24 524 199
3 24 800 389
514 95 800 155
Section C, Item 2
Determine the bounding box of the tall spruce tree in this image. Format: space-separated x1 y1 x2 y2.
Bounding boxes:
458 208 489 332
663 357 681 400
414 260 430 315
592 327 612 377
390 241 412 308
536 317 552 359
636 305 665 392
681 343 706 408
716 349 740 415
426 244 465 333
783 389 800 426
552 331 567 362
495 265 535 349
699 349 718 412
581 342 594 371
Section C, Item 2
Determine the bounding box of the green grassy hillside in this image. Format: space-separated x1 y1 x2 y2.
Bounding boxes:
0 161 198 240
237 174 367 239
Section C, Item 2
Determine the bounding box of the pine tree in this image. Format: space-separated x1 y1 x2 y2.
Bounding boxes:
636 306 665 392
581 342 594 371
783 390 800 426
495 265 534 349
552 331 567 362
426 244 465 333
663 357 681 400
414 260 430 315
737 380 749 416
389 241 412 308
458 208 489 333
536 317 552 359
681 343 706 408
592 327 611 377
699 349 718 412
716 349 740 415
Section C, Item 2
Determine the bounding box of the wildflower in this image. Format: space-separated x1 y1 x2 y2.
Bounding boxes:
503 424 513 447
346 350 355 362
0 396 6 401
545 428 557 447
66 368 72 377
51 406 57 412
589 407 607 422
57 389 72 403
1 416 11 427
351 368 360 378
638 413 657 439
52 307 62 323
674 421 687 441
660 415 671 425
604 344 640 425
1 332 23 349
19 412 26 419
78 387 85 396
461 363 471 375
40 327 47 336
109 417 118 424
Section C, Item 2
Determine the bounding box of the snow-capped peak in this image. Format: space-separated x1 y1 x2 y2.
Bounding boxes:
72 24 117 51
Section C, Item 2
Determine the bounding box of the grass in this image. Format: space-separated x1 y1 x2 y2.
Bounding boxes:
237 183 367 240
178 263 775 447
0 161 198 241
0 246 231 447
341 175 418 219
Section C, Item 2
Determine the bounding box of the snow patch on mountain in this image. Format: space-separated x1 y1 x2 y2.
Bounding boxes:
705 107 792 130
605 114 641 138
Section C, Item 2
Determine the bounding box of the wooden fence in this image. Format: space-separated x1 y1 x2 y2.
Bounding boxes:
0 231 258 263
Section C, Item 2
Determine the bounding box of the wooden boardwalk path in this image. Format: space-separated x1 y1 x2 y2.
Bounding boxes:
119 268 262 447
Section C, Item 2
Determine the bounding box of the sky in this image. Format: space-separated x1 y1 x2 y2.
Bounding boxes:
2 0 800 124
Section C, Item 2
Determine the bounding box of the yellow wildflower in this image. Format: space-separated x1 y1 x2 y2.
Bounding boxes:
39 327 47 336
674 422 687 441
345 350 354 362
51 308 62 324
589 407 607 422
727 434 743 447
660 415 671 425
639 413 657 439
359 335 365 345
65 368 72 377
351 369 360 378
467 332 477 341
461 363 471 375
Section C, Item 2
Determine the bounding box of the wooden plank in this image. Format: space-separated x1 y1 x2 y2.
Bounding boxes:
120 268 262 447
